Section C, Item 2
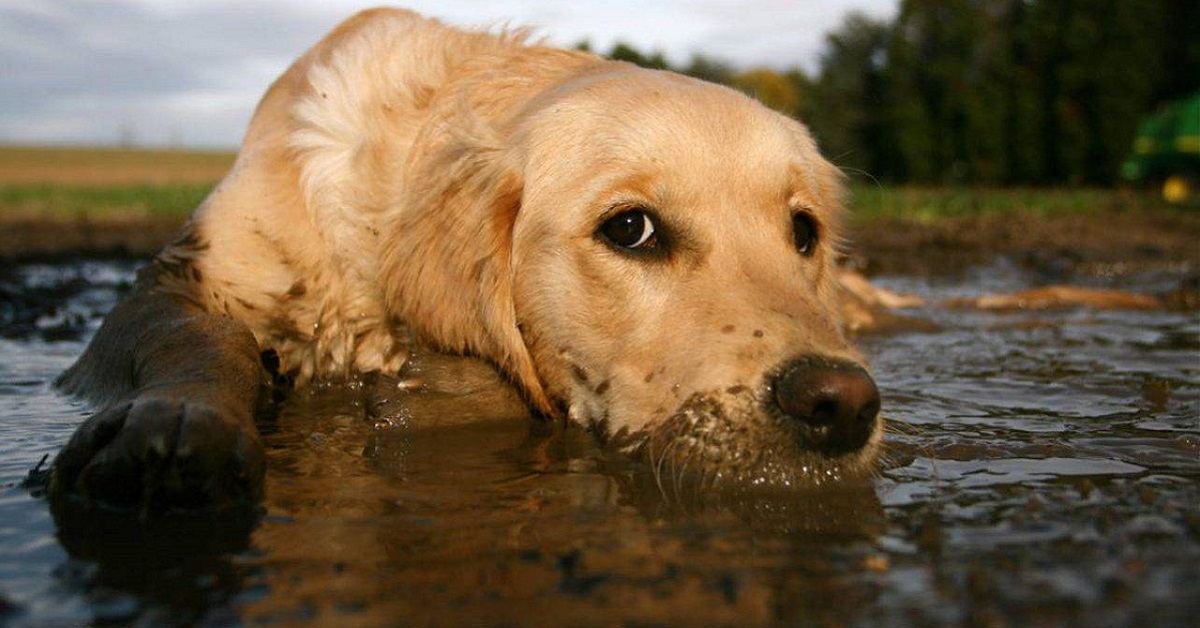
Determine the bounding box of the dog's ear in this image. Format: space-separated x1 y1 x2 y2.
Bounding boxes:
380 118 557 416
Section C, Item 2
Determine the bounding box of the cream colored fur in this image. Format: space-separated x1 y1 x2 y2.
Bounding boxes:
166 8 880 479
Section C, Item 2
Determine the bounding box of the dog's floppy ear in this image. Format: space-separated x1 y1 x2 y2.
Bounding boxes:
380 116 556 416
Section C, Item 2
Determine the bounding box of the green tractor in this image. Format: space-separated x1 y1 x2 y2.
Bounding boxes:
1121 91 1200 204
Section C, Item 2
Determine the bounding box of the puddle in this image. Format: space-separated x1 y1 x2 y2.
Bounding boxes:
0 259 1196 626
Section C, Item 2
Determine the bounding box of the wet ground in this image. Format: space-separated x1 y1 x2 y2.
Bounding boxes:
0 256 1196 626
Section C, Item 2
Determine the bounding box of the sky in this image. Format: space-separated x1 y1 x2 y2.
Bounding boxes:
0 0 897 148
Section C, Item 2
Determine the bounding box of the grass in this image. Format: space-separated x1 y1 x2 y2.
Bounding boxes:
0 145 229 221
848 185 1176 222
0 183 213 221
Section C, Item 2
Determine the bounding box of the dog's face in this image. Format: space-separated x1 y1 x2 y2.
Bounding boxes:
505 70 882 488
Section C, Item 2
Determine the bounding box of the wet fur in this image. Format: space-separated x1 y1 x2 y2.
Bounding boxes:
57 8 885 507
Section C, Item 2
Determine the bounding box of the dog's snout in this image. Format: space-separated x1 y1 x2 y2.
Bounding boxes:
771 357 880 455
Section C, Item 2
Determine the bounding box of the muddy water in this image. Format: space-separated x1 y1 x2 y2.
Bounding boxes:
0 259 1196 626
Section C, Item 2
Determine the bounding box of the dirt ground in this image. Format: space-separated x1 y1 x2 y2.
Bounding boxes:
0 216 184 262
846 208 1200 280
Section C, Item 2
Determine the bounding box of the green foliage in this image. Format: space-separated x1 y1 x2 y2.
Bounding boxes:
595 1 1199 186
732 69 804 117
804 12 896 181
681 54 736 85
608 42 669 70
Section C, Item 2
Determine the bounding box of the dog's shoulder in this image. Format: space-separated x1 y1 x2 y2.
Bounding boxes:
147 9 455 380
150 10 600 383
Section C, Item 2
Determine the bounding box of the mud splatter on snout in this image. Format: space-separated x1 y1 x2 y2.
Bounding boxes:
610 390 876 499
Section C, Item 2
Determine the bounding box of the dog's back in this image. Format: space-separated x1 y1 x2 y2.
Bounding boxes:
156 9 595 383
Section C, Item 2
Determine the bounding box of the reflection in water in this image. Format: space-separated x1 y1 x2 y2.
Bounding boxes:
49 503 254 625
236 359 887 625
0 259 1196 625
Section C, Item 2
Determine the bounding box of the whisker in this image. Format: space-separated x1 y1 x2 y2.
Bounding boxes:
879 443 905 468
664 439 683 503
884 418 918 436
647 436 666 500
675 447 696 500
836 164 883 191
653 437 674 501
698 465 713 499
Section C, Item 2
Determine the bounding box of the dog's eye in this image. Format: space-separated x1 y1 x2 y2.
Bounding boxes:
792 212 818 256
600 210 658 250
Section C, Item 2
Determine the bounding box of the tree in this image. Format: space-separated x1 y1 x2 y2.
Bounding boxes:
888 0 990 183
733 69 803 117
1155 0 1200 102
608 42 669 70
590 1 1200 186
807 12 898 181
681 53 736 85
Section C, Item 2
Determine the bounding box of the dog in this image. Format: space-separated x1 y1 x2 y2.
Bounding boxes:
52 8 884 512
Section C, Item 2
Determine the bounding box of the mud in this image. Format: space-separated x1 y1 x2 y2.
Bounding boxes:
0 217 181 263
846 210 1200 280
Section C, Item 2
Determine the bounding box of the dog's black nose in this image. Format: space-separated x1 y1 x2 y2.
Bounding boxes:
771 357 880 455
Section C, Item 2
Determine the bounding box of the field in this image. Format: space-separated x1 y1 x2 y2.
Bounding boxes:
0 146 232 222
0 145 234 185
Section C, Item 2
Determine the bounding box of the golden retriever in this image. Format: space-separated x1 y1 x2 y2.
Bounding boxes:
53 8 883 511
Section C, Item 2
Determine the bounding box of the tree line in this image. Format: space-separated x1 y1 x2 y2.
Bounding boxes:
586 0 1199 186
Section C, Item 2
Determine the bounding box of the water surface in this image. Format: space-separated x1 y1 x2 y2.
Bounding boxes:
0 259 1196 626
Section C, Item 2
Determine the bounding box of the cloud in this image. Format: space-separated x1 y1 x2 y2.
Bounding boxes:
0 0 896 148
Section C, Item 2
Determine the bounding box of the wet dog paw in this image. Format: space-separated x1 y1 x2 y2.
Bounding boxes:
51 393 266 513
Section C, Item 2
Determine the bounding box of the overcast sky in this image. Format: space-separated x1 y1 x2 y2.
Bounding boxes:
0 0 897 148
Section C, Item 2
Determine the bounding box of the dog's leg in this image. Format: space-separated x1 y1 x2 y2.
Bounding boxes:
52 266 268 513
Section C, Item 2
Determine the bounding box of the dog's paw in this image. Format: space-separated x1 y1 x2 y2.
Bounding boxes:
51 392 266 513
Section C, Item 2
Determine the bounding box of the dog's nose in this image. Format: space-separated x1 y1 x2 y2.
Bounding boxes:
771 357 880 455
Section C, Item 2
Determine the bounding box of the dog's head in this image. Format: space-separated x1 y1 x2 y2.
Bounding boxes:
386 66 881 489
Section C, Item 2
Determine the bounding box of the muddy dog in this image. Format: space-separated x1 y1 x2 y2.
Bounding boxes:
53 8 885 512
